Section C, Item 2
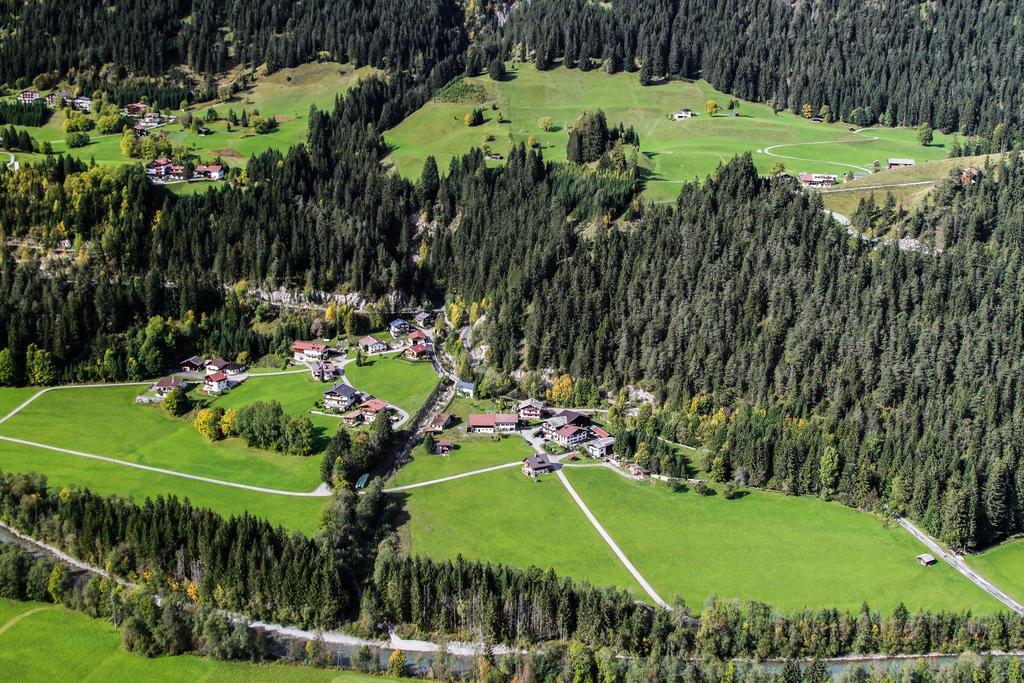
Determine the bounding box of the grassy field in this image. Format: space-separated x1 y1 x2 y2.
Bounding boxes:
388 434 531 487
563 467 999 613
819 152 1002 218
344 354 439 415
209 369 341 437
8 63 378 169
399 466 645 596
971 540 1024 606
0 385 323 492
384 64 956 202
0 599 388 682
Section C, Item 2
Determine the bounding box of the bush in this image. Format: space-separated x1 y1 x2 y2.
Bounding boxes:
194 407 225 441
162 387 191 417
65 131 90 148
464 108 484 126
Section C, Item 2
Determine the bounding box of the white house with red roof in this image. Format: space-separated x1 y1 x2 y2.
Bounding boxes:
359 336 388 353
204 371 230 393
404 343 430 360
291 340 328 361
553 424 588 447
194 164 224 180
467 413 519 434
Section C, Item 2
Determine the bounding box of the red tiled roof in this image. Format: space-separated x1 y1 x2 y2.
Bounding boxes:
556 425 583 437
291 341 326 352
407 344 428 353
468 414 496 428
409 330 427 341
206 371 228 382
360 398 388 412
359 336 383 346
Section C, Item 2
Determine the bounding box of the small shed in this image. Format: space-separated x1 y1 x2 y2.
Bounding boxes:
436 439 454 455
916 553 937 566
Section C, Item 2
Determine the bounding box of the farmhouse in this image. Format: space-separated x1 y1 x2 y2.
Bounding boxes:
436 439 454 455
916 554 937 566
429 413 454 431
194 165 225 180
17 90 39 104
522 453 552 477
558 409 590 428
360 398 390 419
204 371 230 393
292 340 329 361
672 108 695 121
359 336 388 353
798 172 838 188
323 383 359 411
179 355 205 373
221 362 245 376
152 376 185 396
311 362 339 382
408 329 428 343
205 357 229 373
467 413 519 433
146 157 174 178
404 343 430 360
887 158 915 170
553 424 588 447
517 398 545 421
413 311 434 327
140 112 168 127
123 102 146 116
389 319 410 337
585 436 616 459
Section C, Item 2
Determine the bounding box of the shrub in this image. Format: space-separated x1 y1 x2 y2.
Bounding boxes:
65 131 90 148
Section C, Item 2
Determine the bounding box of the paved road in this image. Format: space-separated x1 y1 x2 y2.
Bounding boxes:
555 468 669 608
895 515 1024 615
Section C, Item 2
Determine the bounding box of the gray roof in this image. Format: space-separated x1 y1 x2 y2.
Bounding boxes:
525 453 551 470
589 436 616 448
324 383 358 399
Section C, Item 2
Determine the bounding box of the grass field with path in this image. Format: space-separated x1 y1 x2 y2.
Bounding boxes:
384 63 956 202
563 467 1000 613
344 353 439 415
388 434 531 487
0 599 387 682
399 465 646 596
971 540 1024 606
209 369 341 436
0 385 323 491
7 63 378 169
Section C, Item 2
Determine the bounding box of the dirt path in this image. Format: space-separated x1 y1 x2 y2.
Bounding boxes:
0 605 55 637
382 461 521 492
761 136 878 174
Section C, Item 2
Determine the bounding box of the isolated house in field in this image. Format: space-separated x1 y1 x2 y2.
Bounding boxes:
916 554 937 566
291 340 328 362
323 383 359 412
585 436 616 459
204 371 229 393
17 90 39 104
798 172 837 188
404 343 430 360
553 424 588 447
359 336 388 353
436 439 454 455
522 453 552 477
179 355 205 373
517 398 545 421
389 319 410 337
672 108 695 120
153 376 185 396
887 158 915 170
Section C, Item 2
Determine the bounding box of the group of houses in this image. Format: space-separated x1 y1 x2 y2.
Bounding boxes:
145 157 225 183
17 89 91 111
387 316 435 361
323 384 392 426
798 172 838 188
179 355 247 394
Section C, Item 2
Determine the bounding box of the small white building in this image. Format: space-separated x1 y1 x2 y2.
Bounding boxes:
359 336 388 354
585 436 616 459
672 108 695 121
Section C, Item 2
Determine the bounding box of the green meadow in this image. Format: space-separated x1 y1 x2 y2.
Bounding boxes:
384 63 956 202
209 369 341 436
388 434 531 487
8 62 378 169
344 353 439 415
0 599 387 682
563 467 999 613
399 466 645 596
0 384 323 492
971 540 1024 606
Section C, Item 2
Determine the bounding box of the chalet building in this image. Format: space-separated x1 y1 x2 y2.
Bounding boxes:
429 413 454 431
413 311 434 327
133 124 149 137
44 93 58 107
585 436 616 459
887 158 916 170
436 439 454 455
221 362 246 376
72 96 91 112
359 398 389 419
179 355 205 373
408 329 428 343
522 453 552 477
341 410 363 427
123 102 147 116
204 371 230 393
194 164 224 180
359 336 388 353
292 341 328 361
467 413 519 433
798 172 837 188
146 157 174 178
17 90 39 104
544 410 589 435
517 398 544 421
553 424 588 447
153 376 185 396
455 380 475 398
389 319 410 337
205 357 229 373
323 383 359 412
404 343 430 360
